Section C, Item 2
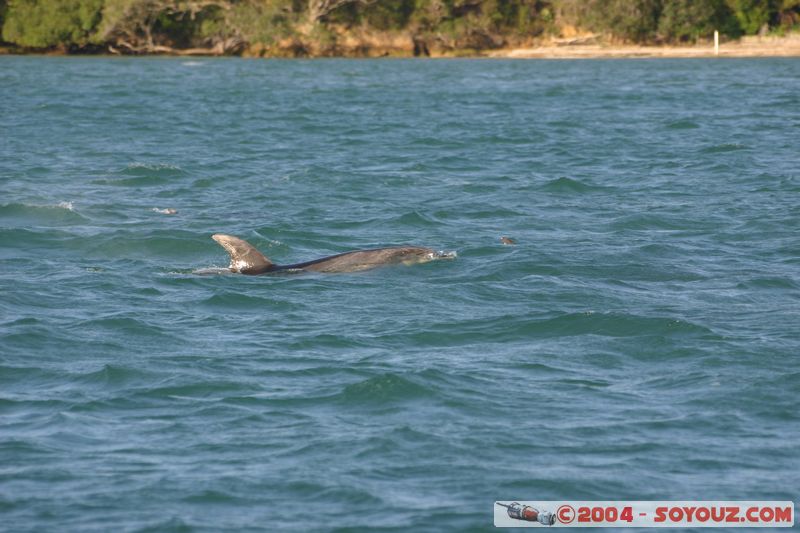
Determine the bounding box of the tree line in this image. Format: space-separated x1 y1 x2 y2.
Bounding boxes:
1 0 798 55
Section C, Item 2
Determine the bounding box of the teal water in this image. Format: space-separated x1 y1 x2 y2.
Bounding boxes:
1 56 798 531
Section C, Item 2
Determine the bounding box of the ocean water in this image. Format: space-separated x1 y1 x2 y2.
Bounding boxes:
1 56 798 531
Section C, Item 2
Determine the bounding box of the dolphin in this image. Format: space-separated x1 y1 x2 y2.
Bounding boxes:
210 234 457 275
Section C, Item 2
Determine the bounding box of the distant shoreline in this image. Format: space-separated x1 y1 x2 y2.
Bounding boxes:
2 34 799 59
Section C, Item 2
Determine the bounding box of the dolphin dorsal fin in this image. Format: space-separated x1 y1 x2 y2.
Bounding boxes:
212 234 273 274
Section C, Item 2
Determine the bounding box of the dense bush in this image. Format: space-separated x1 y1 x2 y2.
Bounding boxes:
0 0 798 51
659 0 741 41
2 0 102 48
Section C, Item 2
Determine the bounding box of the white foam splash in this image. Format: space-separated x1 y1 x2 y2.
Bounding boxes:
57 201 74 210
192 267 233 276
128 162 181 171
152 207 178 215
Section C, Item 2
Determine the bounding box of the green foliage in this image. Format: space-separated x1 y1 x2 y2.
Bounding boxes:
2 0 103 48
0 1 7 38
363 0 416 31
593 0 661 42
229 0 296 45
151 5 229 47
659 0 741 41
550 0 791 41
726 0 775 33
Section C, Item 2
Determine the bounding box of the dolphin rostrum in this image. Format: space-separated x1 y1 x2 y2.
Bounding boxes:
211 234 457 274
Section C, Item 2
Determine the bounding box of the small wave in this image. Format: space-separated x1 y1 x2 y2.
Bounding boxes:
144 380 258 400
123 162 184 174
393 210 437 226
534 312 714 339
337 373 434 404
92 163 186 186
0 202 88 226
70 316 171 339
193 177 214 188
201 292 292 309
608 213 697 231
91 175 170 187
73 364 154 388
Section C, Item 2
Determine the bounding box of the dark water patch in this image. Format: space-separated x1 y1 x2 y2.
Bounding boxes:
459 206 524 221
665 119 700 130
133 516 193 533
1 326 82 354
608 213 704 231
515 312 713 340
736 276 798 291
538 177 607 194
1 316 42 327
633 242 696 257
337 373 434 405
634 370 716 392
460 182 500 195
0 439 57 458
192 177 215 188
556 377 612 389
85 231 211 260
182 490 240 504
543 85 568 97
388 312 713 348
700 143 749 154
587 261 707 283
545 118 579 128
200 292 297 311
285 333 374 351
749 174 800 193
67 316 172 339
0 364 67 387
512 361 571 377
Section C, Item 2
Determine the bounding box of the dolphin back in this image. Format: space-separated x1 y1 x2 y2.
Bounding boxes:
212 234 273 274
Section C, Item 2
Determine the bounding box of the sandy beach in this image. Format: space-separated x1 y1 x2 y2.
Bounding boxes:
489 34 800 59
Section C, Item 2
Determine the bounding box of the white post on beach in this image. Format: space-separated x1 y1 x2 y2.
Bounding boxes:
714 30 719 56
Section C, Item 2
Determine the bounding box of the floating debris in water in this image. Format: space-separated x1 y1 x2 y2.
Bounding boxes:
500 236 516 245
152 208 178 215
